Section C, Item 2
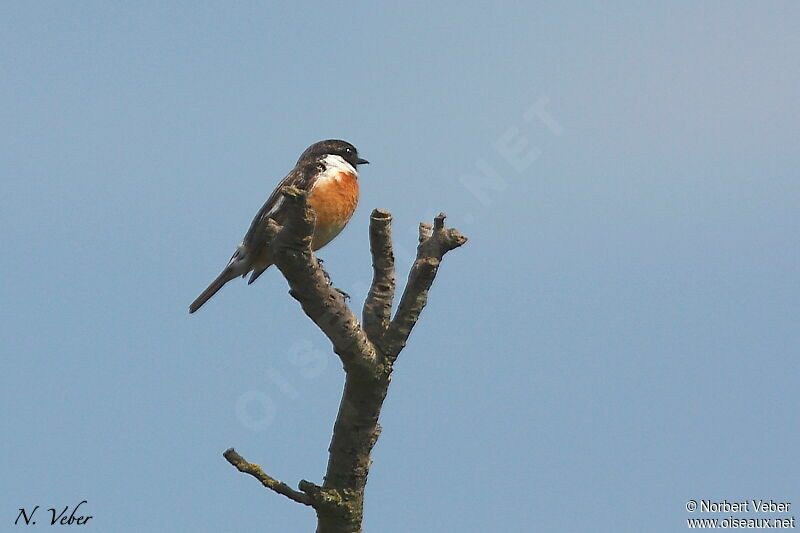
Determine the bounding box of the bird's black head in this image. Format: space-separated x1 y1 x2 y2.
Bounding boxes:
297 139 369 168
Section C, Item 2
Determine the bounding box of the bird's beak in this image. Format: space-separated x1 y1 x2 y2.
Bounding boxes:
357 157 369 165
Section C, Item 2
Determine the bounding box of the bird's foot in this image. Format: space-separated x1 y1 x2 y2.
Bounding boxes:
315 258 332 284
335 288 351 301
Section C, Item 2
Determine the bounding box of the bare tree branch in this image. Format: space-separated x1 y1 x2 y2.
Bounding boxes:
381 213 467 360
362 209 395 342
223 448 311 506
271 187 378 375
224 196 466 532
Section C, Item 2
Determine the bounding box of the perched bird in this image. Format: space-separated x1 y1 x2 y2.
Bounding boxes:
189 139 368 313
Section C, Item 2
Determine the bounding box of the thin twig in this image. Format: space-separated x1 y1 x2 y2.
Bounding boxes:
223 448 311 506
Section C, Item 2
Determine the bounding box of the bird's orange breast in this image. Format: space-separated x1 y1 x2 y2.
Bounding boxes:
307 170 359 250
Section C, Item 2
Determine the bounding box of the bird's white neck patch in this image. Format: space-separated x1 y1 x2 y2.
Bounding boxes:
322 154 356 175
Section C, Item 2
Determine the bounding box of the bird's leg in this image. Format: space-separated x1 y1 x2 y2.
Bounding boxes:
316 257 332 284
315 257 349 299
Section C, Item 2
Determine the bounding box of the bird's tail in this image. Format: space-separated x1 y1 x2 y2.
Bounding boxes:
189 270 236 313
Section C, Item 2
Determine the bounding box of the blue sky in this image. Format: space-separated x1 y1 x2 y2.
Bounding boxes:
2 2 798 531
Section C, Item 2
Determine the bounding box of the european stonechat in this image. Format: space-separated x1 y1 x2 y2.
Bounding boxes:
189 139 368 313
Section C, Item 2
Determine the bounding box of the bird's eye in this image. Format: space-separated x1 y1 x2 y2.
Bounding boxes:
345 147 353 153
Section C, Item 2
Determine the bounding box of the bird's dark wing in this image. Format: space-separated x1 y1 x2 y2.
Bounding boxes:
190 157 325 312
240 158 324 252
